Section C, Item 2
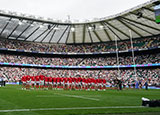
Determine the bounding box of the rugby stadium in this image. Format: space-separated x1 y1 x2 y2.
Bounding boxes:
0 0 160 115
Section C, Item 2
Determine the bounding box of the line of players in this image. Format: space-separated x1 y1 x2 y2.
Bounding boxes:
21 75 107 91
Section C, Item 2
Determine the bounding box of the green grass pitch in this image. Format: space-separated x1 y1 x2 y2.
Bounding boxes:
0 85 160 115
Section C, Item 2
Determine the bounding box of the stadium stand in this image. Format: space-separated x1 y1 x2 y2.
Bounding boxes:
0 67 159 87
0 52 160 66
1 1 160 115
0 0 159 90
0 35 160 89
0 36 160 53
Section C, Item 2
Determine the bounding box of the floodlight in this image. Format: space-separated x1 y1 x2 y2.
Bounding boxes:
18 21 23 25
88 26 92 30
99 25 104 29
71 27 75 32
54 27 59 30
39 25 44 28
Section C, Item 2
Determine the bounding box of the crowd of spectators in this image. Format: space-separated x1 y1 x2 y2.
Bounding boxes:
0 54 82 66
0 36 159 88
0 36 160 53
0 53 159 66
0 67 159 87
80 53 160 66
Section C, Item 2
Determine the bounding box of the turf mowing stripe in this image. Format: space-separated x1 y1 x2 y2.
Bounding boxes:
0 106 145 112
54 93 100 101
36 95 60 97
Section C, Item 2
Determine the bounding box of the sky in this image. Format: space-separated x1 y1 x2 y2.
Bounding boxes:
0 0 149 22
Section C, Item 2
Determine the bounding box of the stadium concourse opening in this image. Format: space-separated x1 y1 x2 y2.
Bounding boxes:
0 0 160 115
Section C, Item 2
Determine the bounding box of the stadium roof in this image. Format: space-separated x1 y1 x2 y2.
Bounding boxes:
0 0 160 44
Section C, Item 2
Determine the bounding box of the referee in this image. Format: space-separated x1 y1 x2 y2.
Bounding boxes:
0 76 5 87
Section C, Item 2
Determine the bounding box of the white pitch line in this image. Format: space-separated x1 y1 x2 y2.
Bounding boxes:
0 109 30 112
54 93 100 101
0 106 145 112
37 95 101 98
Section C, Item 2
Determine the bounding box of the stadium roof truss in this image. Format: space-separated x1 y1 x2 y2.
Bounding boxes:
0 0 160 44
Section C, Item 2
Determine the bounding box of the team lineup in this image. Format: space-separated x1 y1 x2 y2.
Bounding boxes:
21 75 107 90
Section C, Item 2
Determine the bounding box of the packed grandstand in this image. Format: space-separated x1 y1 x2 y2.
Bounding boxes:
0 0 160 90
0 35 159 53
0 36 160 89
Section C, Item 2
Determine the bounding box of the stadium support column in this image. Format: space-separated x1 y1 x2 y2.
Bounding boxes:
114 35 120 78
129 30 137 79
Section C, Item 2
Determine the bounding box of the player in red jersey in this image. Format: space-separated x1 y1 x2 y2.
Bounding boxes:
71 77 75 90
56 77 61 89
78 77 83 90
26 75 31 89
48 77 53 90
45 76 49 89
21 76 27 90
39 75 45 89
63 77 68 90
102 79 106 90
90 78 93 90
96 79 100 90
84 78 88 90
75 77 79 90
30 76 35 89
52 77 57 89
90 78 94 90
98 78 103 90
60 77 64 89
35 75 40 89
93 78 97 90
68 77 72 90
82 77 86 90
